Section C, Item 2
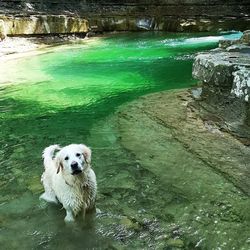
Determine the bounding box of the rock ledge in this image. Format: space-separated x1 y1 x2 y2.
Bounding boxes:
192 30 250 144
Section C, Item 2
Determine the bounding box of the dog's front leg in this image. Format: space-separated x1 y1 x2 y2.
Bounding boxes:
64 209 75 223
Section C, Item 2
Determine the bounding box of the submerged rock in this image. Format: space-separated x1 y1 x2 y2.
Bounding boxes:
27 175 43 194
117 89 250 195
115 89 250 249
166 238 184 248
120 217 140 230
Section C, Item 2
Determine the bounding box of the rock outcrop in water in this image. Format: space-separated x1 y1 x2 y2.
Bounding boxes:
0 0 250 36
192 30 250 145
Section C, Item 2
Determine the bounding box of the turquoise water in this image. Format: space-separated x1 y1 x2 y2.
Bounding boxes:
0 31 246 249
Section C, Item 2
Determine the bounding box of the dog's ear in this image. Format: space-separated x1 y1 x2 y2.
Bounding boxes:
79 144 91 164
55 156 63 174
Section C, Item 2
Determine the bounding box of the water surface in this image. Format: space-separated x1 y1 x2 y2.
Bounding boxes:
0 31 247 249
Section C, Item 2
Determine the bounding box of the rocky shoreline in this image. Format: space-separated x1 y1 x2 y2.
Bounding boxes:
193 30 250 145
0 34 91 61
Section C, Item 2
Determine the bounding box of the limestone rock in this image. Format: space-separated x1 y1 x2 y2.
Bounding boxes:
240 30 250 44
1 1 250 33
120 217 140 230
192 31 250 143
219 39 236 49
0 15 88 36
166 238 184 248
231 67 250 102
219 30 250 49
0 19 6 40
193 51 250 101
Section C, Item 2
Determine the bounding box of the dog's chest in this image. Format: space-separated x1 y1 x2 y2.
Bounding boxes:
56 179 95 214
63 185 85 211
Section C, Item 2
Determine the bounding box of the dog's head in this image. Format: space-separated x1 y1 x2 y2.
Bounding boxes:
56 144 91 175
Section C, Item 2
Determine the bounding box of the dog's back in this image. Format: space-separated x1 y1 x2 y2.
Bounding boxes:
40 145 61 203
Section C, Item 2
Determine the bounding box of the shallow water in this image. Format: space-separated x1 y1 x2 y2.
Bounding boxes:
0 31 247 249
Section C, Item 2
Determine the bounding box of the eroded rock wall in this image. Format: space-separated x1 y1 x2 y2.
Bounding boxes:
0 19 6 40
0 0 250 36
0 15 88 36
192 31 250 144
78 0 250 32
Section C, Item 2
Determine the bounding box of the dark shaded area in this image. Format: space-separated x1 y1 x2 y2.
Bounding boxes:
1 0 250 32
1 0 250 17
193 89 250 145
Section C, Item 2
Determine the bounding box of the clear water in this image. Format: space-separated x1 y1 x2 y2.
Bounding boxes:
0 31 248 249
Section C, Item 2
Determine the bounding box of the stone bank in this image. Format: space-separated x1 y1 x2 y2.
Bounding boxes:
193 30 250 144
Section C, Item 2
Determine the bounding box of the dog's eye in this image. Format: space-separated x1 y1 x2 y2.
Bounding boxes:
76 153 81 157
64 156 69 161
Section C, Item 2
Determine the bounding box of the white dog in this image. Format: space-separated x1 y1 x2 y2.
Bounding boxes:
40 144 97 222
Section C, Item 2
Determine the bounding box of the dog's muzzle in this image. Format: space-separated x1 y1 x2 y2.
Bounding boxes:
71 161 82 175
72 169 82 175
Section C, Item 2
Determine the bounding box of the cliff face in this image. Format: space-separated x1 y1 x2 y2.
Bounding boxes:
0 0 250 36
192 31 250 145
0 15 88 37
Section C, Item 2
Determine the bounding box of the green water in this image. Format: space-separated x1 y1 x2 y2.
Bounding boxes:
0 32 247 249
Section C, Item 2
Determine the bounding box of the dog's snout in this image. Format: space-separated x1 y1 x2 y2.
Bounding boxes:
71 162 78 170
71 161 82 175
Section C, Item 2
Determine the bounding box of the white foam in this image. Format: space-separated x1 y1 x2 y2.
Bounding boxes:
163 32 242 47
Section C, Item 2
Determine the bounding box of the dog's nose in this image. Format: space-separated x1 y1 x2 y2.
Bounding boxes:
71 162 78 170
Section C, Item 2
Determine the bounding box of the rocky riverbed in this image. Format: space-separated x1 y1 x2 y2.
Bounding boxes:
114 88 250 249
117 89 250 195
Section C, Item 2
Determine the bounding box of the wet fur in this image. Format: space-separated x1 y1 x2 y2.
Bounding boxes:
40 144 97 222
